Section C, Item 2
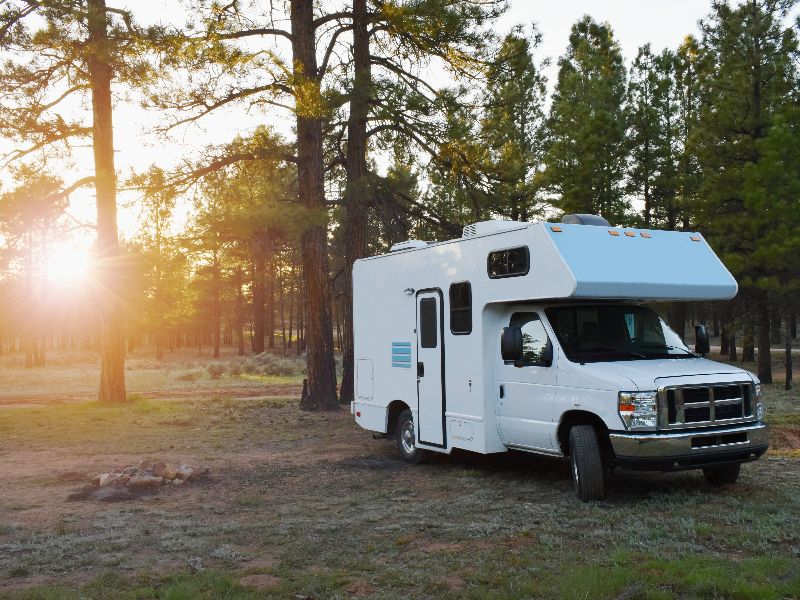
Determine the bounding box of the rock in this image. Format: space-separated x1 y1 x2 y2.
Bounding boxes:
153 462 177 479
137 460 153 471
122 466 137 475
192 465 210 480
127 474 164 490
175 464 194 480
94 473 115 487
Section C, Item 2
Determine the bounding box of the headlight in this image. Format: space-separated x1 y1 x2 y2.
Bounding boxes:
754 383 765 420
619 391 658 430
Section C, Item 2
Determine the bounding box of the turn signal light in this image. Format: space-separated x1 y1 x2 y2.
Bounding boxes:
609 230 620 236
550 225 562 232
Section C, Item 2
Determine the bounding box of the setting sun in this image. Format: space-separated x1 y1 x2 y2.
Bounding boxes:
44 242 92 286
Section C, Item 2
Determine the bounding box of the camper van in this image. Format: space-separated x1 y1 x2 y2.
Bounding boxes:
351 215 768 500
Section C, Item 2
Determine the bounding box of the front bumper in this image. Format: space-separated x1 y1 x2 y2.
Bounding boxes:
609 422 769 471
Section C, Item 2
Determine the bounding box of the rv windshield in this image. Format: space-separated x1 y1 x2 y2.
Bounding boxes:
545 305 694 363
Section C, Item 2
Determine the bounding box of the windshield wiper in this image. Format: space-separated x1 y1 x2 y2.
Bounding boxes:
579 346 648 359
639 344 697 358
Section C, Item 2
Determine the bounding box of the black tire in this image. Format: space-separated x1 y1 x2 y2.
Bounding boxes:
569 425 605 501
395 409 430 464
703 463 741 486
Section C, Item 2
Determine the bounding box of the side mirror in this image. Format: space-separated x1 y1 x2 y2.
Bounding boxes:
501 327 523 361
541 339 553 367
695 324 710 356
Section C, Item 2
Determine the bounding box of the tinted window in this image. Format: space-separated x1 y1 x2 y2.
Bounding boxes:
509 312 550 365
419 298 438 348
545 305 693 363
449 282 472 334
488 246 529 278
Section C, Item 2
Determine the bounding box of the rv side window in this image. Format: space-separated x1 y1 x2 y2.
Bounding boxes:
419 298 438 348
449 282 472 335
487 246 529 279
508 312 550 365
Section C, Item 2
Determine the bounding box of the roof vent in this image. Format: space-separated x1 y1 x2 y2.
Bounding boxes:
561 214 611 227
390 240 429 252
462 220 528 238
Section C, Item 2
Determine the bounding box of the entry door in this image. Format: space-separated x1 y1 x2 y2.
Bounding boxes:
416 291 445 447
496 311 556 451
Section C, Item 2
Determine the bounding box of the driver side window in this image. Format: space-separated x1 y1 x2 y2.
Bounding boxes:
509 312 550 366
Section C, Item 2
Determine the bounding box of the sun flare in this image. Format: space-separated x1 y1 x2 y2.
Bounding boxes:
44 242 92 285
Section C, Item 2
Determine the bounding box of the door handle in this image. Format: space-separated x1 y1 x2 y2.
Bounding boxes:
417 362 424 377
499 384 504 399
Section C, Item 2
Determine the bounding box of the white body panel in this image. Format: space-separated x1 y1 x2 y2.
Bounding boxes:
352 221 751 456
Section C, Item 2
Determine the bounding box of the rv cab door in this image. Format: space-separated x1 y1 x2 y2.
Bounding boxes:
416 291 445 447
496 311 557 452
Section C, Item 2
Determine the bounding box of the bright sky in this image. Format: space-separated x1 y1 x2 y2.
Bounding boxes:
48 1 723 248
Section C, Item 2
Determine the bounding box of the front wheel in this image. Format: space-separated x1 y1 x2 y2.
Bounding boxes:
396 409 430 464
703 463 741 486
569 425 605 501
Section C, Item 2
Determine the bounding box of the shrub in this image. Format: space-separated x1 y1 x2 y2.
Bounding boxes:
206 363 226 379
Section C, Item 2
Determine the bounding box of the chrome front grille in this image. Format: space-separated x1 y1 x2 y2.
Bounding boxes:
659 383 754 429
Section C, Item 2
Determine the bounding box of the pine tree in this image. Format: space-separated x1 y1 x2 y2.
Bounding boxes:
543 16 629 225
481 27 547 222
0 1 154 402
693 0 799 383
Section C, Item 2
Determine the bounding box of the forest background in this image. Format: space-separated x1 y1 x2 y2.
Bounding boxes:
0 0 798 409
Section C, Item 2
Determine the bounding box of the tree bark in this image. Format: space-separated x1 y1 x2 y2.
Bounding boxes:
212 248 220 359
291 0 338 410
742 317 755 362
667 302 686 341
785 307 793 391
340 0 371 405
266 252 276 349
251 247 266 354
757 301 772 384
88 0 126 402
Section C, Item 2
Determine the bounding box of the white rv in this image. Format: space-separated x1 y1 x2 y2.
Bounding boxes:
351 215 769 500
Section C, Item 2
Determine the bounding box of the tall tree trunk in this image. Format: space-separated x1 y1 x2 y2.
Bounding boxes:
720 325 729 358
757 301 772 384
785 308 793 391
667 302 686 341
288 273 294 351
291 0 338 410
279 263 286 350
340 0 371 405
236 268 245 356
88 0 126 403
251 247 265 354
742 317 755 362
266 252 276 349
212 249 221 359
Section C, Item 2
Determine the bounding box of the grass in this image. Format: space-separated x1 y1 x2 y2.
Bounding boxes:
0 349 798 598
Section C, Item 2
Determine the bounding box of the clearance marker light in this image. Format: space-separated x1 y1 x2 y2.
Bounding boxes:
640 232 652 238
550 225 562 232
608 230 620 236
624 231 636 237
690 235 701 242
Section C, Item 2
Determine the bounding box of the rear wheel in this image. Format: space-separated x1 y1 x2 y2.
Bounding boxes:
703 463 741 486
569 425 605 501
396 409 430 464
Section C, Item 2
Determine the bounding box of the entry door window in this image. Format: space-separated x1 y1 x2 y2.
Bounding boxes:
419 298 438 348
509 312 550 366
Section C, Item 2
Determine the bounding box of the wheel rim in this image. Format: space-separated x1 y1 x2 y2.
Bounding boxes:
401 419 416 455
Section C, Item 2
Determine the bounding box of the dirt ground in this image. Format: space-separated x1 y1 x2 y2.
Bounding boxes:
0 351 799 599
